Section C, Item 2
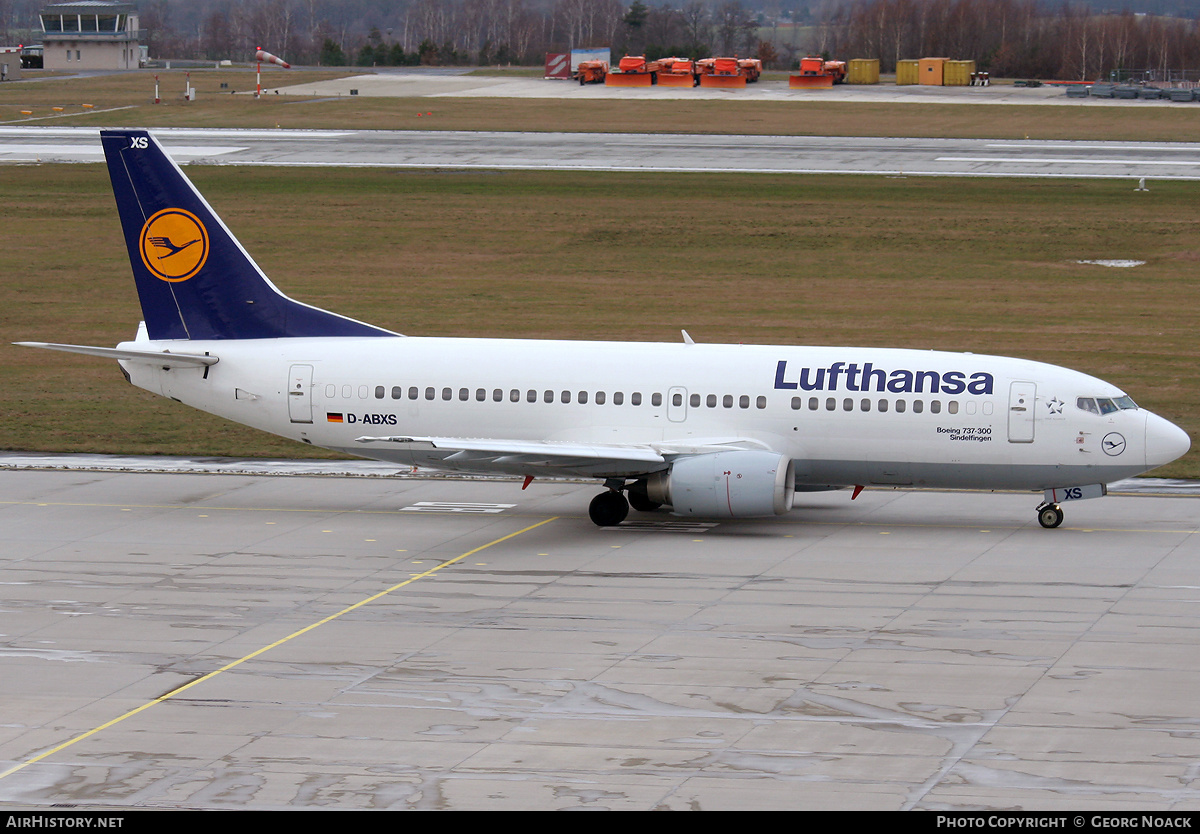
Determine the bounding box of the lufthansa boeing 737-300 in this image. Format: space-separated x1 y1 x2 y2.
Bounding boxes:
16 130 1192 528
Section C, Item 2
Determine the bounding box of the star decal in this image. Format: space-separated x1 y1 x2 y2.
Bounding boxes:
1047 397 1064 414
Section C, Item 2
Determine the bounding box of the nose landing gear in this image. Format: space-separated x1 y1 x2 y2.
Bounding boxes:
1036 501 1064 528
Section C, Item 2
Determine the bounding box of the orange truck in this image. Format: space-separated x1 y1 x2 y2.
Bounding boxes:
698 56 745 88
605 55 663 86
790 56 845 88
575 60 608 84
824 60 847 83
656 57 697 87
738 58 763 82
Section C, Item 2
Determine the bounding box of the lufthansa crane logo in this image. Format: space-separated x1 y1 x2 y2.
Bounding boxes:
138 208 209 282
1102 432 1127 456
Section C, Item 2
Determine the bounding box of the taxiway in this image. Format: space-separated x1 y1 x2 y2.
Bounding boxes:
3 126 1200 180
1 464 1197 810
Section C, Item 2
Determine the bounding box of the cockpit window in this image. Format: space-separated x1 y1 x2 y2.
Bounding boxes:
1079 396 1138 415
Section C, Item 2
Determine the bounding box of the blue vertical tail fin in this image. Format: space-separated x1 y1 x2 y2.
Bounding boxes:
101 129 396 341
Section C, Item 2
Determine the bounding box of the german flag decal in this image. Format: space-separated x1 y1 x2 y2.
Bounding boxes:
326 413 344 423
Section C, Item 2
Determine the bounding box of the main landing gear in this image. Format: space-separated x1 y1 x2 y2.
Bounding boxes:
588 479 663 526
1036 501 1064 529
589 490 628 526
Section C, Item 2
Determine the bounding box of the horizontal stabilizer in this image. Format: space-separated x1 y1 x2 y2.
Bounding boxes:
14 341 218 368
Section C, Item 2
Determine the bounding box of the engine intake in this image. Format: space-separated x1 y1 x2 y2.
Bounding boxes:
646 451 795 518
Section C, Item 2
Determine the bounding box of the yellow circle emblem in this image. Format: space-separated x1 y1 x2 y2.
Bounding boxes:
139 208 209 283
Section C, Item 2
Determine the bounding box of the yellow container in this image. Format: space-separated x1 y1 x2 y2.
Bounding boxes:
847 58 879 85
918 57 947 85
943 60 975 86
895 60 919 86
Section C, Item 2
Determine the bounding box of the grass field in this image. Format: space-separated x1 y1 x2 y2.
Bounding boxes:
4 68 1200 141
3 165 1197 477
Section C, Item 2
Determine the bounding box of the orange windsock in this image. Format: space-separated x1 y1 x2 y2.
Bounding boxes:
255 49 290 69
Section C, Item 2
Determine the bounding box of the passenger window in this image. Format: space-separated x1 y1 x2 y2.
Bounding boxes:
948 401 959 414
459 388 469 401
409 387 419 400
709 394 718 408
860 398 871 412
596 391 607 405
723 395 733 408
342 385 352 399
425 387 435 401
739 395 750 409
493 389 503 402
476 388 485 402
561 390 571 404
375 386 385 399
544 390 554 403
632 392 642 406
325 384 336 398
358 385 368 399
652 393 663 407
510 389 520 402
826 398 836 411
930 400 941 414
613 392 624 405
809 397 819 411
878 399 888 412
913 400 923 413
896 399 906 413
756 396 766 409
791 397 801 410
690 393 701 408
842 398 853 411
392 386 403 400
443 388 453 401
578 391 588 404
527 389 537 403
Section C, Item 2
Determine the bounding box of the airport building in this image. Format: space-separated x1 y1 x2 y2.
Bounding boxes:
39 1 141 71
0 46 21 80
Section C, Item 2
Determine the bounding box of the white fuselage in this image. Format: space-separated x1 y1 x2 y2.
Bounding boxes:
118 336 1183 491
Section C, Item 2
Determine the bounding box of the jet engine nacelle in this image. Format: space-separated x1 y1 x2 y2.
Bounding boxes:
646 451 796 518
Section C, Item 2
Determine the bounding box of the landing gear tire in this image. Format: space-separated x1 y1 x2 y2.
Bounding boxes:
1037 503 1064 529
589 491 629 526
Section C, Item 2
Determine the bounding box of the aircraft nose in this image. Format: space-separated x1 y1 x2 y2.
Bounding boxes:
1145 412 1191 469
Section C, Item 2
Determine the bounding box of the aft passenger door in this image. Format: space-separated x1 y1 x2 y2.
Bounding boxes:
1008 381 1036 443
288 364 314 424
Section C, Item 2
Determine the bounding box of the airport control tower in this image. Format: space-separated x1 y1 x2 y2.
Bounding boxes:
39 1 141 71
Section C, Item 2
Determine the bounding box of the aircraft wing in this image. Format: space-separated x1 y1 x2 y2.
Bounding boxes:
354 435 773 479
15 342 218 368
